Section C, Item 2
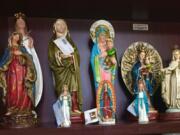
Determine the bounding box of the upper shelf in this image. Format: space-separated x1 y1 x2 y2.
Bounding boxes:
1 0 180 22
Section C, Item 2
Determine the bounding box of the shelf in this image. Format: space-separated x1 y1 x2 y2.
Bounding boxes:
1 121 180 135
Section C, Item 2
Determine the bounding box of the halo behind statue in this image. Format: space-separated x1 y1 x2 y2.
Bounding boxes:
121 41 163 95
90 20 115 43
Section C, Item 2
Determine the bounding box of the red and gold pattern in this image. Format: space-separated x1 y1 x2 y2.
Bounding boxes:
96 80 116 112
0 45 36 115
6 55 32 112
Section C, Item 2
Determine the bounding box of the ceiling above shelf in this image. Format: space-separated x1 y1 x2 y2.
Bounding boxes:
1 0 180 22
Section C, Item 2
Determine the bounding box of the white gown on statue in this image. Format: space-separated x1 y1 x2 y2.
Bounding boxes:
162 60 180 111
60 95 71 127
138 92 149 124
22 36 43 107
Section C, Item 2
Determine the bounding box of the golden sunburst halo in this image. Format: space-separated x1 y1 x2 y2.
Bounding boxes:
120 41 163 95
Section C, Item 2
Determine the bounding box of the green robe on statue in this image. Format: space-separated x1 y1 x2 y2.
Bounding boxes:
48 34 82 111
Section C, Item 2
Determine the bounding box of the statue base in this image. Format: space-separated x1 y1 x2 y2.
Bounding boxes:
99 118 115 125
127 109 158 121
3 113 38 128
70 112 84 123
159 109 180 121
148 109 159 121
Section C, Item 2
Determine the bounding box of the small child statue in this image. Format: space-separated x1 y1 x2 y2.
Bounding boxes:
134 80 149 124
104 38 117 69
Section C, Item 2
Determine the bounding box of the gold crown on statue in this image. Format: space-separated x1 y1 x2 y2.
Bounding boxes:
14 12 26 19
137 45 146 54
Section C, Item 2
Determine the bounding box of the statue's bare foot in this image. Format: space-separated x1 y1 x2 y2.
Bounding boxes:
74 110 81 114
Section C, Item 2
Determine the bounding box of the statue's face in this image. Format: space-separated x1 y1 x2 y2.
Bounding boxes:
104 83 108 91
173 51 180 60
64 90 68 95
139 51 146 61
145 57 150 64
16 18 26 29
54 20 67 34
138 83 144 91
12 34 20 43
63 85 69 95
107 41 113 49
63 85 68 91
98 33 107 44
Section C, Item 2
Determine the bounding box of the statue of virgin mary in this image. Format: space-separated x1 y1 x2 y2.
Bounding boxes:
162 48 180 112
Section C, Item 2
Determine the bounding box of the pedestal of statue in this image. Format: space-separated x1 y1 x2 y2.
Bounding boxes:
3 113 38 128
127 107 158 122
99 118 115 125
70 112 84 123
159 109 180 121
148 108 159 121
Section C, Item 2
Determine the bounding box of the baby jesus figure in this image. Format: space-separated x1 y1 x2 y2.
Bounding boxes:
140 56 154 97
104 38 117 69
140 56 153 76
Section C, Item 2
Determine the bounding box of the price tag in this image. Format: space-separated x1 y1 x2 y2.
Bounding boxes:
133 23 149 31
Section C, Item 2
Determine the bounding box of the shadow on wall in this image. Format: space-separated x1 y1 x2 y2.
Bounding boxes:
0 17 8 120
118 55 132 121
88 38 96 108
0 90 6 121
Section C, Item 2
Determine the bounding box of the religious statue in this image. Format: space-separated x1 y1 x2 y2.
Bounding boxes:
90 20 117 89
134 80 149 124
101 83 112 119
11 12 43 107
121 42 163 121
96 81 116 124
48 19 83 125
53 85 71 127
161 48 180 112
104 38 117 70
90 20 117 124
131 49 154 108
0 32 37 128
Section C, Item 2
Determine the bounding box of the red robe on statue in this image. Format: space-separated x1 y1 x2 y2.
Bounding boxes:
0 42 37 122
103 91 112 119
6 51 32 112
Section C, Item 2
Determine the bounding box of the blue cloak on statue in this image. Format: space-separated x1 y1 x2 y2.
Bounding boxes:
132 61 154 95
134 91 149 116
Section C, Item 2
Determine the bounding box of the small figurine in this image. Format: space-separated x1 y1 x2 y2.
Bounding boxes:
0 32 37 128
53 84 71 127
104 38 117 69
101 83 113 120
96 81 116 125
134 80 149 124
